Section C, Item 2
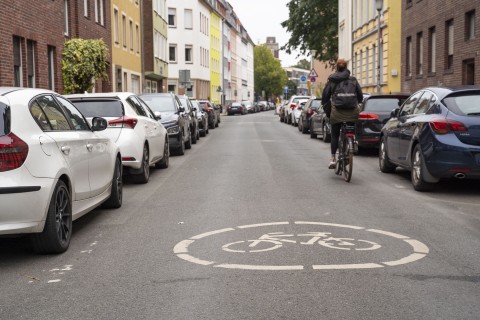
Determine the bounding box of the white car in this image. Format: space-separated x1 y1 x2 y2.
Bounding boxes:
66 92 169 184
291 98 310 126
0 87 122 254
284 95 310 124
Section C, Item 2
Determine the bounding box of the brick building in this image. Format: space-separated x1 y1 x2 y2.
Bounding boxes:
0 0 112 93
402 0 479 93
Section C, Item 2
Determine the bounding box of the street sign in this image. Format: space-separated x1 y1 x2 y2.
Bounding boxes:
310 77 316 83
300 75 307 82
284 86 289 93
309 68 318 77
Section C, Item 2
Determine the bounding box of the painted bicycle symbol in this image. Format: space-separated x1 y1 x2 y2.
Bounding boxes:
222 232 381 253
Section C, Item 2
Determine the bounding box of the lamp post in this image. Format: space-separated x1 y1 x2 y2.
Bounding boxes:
310 49 316 95
375 0 383 93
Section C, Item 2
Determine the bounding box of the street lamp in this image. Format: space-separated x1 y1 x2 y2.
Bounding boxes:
376 0 383 93
310 49 316 95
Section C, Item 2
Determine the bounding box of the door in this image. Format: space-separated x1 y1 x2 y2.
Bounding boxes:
32 95 91 200
127 95 155 164
57 96 113 197
138 96 164 162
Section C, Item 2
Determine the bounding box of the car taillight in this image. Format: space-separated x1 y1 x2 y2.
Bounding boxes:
108 116 138 129
0 133 29 172
307 109 314 116
429 119 467 134
359 113 380 120
290 104 296 109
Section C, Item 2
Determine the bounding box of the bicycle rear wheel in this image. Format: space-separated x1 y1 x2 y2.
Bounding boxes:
334 137 342 175
343 137 353 182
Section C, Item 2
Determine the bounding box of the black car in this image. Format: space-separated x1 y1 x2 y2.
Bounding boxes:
298 97 322 134
191 100 208 136
199 100 218 129
178 95 199 144
356 93 410 150
310 102 331 142
140 93 192 155
227 102 246 115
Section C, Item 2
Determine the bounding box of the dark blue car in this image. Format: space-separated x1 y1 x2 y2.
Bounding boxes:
379 86 480 191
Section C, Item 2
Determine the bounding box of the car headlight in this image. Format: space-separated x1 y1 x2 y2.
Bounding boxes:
166 125 180 134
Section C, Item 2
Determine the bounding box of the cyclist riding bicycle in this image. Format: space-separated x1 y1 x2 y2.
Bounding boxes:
321 58 363 169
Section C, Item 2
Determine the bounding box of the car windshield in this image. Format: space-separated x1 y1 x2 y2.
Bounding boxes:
178 97 189 107
364 97 407 112
310 100 322 109
0 102 10 136
141 96 176 112
231 103 242 107
443 93 480 116
69 100 124 117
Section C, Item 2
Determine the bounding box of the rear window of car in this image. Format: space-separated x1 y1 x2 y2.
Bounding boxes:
310 100 322 109
0 102 10 136
70 100 124 117
364 97 407 112
141 95 176 112
443 93 480 116
231 103 242 107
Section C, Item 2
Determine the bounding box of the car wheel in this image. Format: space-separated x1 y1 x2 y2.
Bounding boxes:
176 131 185 155
156 137 169 169
185 129 192 149
191 127 197 145
301 121 309 134
102 157 123 209
200 128 206 137
411 144 434 191
298 119 302 131
31 180 72 254
133 145 150 184
379 137 396 173
323 123 331 143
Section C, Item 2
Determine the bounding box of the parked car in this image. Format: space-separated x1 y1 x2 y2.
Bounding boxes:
242 100 257 113
291 98 309 126
211 102 222 126
0 87 122 254
227 102 246 115
355 93 410 150
178 95 199 144
198 100 219 129
310 100 331 142
140 93 192 156
284 95 310 124
278 100 288 120
298 97 322 134
379 86 480 191
191 99 208 136
67 92 169 184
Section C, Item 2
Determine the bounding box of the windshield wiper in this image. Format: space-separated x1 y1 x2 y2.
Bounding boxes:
467 112 480 115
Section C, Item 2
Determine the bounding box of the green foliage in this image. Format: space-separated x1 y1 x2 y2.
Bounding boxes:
281 0 338 67
293 58 310 70
254 45 288 98
62 38 109 94
286 79 297 95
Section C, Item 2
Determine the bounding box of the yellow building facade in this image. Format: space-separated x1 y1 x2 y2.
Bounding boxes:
352 0 402 93
111 0 142 93
210 11 222 104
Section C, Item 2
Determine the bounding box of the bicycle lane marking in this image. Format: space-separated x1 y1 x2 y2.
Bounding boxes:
173 221 430 271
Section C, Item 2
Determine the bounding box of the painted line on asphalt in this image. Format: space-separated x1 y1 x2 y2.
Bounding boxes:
404 239 430 254
383 253 427 266
214 264 304 271
237 222 289 229
176 254 214 266
173 240 195 254
313 263 383 270
367 229 410 239
295 221 364 230
190 228 235 240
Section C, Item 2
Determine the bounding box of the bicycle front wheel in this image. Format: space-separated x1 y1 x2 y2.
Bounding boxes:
343 137 353 182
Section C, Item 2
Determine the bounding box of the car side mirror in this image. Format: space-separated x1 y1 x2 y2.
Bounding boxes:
390 108 400 118
178 106 185 113
192 107 197 112
154 111 162 121
91 117 108 131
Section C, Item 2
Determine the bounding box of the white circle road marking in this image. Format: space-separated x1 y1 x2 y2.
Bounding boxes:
173 221 429 271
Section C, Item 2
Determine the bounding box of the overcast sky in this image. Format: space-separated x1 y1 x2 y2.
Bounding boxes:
226 0 309 67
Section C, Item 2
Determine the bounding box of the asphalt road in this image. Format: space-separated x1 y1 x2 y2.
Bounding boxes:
1 111 479 320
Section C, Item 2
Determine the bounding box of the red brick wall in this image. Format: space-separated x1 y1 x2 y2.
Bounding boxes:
402 0 480 93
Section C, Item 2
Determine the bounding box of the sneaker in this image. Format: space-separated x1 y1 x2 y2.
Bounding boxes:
328 161 336 169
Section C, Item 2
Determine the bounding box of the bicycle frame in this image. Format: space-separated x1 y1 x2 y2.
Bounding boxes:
335 122 356 182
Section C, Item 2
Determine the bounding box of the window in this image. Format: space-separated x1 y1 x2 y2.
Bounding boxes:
416 32 423 76
64 0 69 36
84 0 89 17
13 36 22 87
151 81 157 93
400 91 423 117
32 95 71 131
136 24 140 54
372 44 376 83
466 10 475 40
48 46 55 91
27 40 35 88
130 20 134 51
114 9 119 44
428 27 436 73
122 14 127 48
116 67 122 92
365 47 369 84
185 45 192 63
169 45 177 63
185 9 193 29
56 96 89 130
94 0 104 25
406 37 412 77
131 75 140 94
413 91 433 114
168 8 176 27
446 19 454 70
127 96 147 116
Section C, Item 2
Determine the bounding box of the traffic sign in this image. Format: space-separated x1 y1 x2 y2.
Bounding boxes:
310 77 316 83
284 86 289 93
300 75 307 82
309 68 318 77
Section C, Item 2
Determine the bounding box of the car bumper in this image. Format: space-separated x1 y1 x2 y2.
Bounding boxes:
115 129 145 169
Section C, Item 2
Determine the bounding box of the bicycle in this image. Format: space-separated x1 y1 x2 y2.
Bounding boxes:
334 122 356 182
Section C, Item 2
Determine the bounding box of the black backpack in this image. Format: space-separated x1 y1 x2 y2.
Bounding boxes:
331 77 358 109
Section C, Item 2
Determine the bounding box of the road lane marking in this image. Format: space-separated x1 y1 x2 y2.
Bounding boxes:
404 239 430 254
214 264 304 271
173 240 195 254
238 222 289 229
313 263 383 270
383 253 427 266
367 229 410 239
176 254 214 266
190 228 235 240
295 221 364 230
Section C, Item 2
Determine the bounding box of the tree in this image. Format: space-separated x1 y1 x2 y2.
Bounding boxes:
286 79 297 96
62 38 110 94
254 45 288 100
293 59 310 70
281 0 338 66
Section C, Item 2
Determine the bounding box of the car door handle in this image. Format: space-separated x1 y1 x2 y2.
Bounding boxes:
86 144 93 151
61 146 71 155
